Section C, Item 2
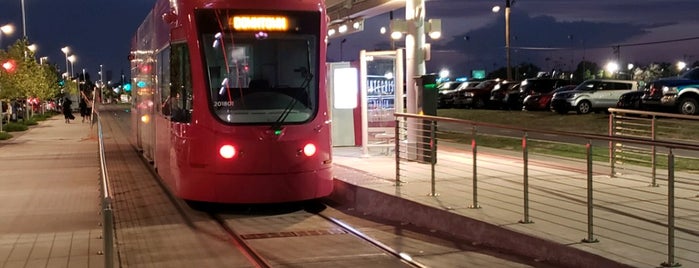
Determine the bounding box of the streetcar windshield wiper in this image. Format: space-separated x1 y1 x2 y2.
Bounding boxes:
271 41 313 132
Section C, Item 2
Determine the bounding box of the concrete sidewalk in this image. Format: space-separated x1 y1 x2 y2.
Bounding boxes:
328 146 699 268
0 116 103 267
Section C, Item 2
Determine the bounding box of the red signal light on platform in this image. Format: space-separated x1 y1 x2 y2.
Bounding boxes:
302 143 316 157
2 59 17 73
219 144 237 159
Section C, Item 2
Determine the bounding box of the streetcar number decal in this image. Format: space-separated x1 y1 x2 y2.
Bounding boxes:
214 101 235 107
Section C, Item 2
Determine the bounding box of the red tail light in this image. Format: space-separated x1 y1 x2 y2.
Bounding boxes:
219 145 237 159
303 143 316 157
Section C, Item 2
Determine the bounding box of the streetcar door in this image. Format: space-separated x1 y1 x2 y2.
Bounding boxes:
329 62 356 147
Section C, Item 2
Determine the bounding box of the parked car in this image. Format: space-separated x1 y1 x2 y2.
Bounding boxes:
437 81 463 108
550 79 640 114
453 79 499 108
489 80 521 109
523 85 576 111
641 67 699 115
518 78 575 109
616 89 647 111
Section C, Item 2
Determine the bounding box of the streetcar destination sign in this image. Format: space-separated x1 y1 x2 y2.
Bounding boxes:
231 16 288 31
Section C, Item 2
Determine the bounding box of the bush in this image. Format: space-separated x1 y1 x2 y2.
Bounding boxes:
32 114 51 121
22 118 38 126
3 122 28 132
0 131 11 140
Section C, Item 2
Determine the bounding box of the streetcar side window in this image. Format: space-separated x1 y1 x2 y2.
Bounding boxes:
170 43 193 123
158 47 171 116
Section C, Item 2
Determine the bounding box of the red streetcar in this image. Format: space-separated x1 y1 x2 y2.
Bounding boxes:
130 0 333 203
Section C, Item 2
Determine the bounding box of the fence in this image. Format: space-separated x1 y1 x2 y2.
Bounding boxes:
96 112 115 268
388 112 699 267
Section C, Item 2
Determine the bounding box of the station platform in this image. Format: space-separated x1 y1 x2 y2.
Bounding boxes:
1 113 696 267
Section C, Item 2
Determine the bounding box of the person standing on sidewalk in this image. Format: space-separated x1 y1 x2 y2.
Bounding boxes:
79 98 89 123
62 96 74 123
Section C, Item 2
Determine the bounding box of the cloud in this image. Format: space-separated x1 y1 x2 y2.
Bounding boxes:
430 11 655 75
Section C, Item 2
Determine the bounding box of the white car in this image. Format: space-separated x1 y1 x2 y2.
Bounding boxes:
550 79 640 114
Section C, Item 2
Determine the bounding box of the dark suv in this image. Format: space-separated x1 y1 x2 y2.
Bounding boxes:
437 81 463 108
641 67 699 115
519 78 574 110
453 79 499 108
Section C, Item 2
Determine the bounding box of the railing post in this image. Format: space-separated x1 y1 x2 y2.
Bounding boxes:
469 125 480 209
520 132 532 224
103 201 114 268
650 115 659 187
428 120 438 196
661 149 680 267
609 112 616 177
394 119 402 186
582 141 599 243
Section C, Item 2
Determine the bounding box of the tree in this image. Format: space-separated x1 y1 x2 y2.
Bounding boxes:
574 61 599 83
0 38 63 116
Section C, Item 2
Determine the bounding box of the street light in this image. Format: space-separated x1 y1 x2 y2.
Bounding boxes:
26 43 36 60
0 24 15 47
493 0 513 81
67 54 76 78
605 61 619 78
61 46 70 77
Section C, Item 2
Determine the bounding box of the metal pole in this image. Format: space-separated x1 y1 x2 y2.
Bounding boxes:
661 149 680 267
520 132 532 223
428 120 437 196
609 112 616 177
405 0 426 161
505 0 512 81
394 119 402 186
650 115 658 187
359 50 369 157
21 0 27 38
469 126 480 209
582 141 598 243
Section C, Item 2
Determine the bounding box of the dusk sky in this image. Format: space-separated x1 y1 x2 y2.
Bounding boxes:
1 0 697 81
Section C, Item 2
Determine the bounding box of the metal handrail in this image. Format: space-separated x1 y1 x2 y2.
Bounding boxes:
394 112 699 151
392 111 698 267
96 111 115 268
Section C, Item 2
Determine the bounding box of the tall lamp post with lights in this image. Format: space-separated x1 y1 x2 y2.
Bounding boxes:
61 46 70 78
67 54 76 79
493 0 513 81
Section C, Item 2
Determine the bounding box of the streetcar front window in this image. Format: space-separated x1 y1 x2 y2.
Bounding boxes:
198 10 320 125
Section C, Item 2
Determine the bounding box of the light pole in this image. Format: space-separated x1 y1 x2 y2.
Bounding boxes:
21 0 27 38
61 46 70 78
493 1 513 81
67 54 76 79
505 0 512 81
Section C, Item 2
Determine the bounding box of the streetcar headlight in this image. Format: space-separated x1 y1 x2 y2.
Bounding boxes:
302 143 316 157
219 145 237 159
